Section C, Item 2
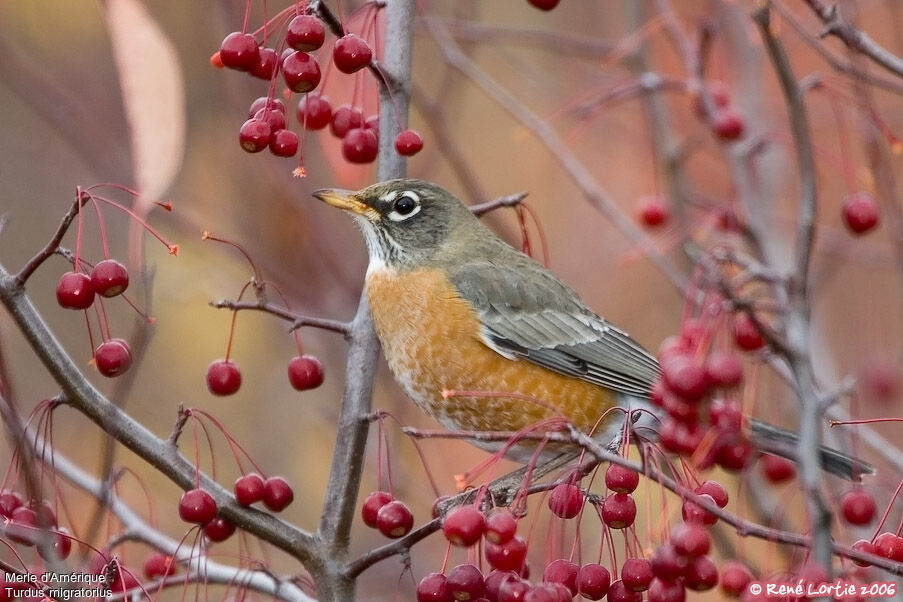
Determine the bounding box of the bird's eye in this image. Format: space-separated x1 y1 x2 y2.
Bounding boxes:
387 191 421 221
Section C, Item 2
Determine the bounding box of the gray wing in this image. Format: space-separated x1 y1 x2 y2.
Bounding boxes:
448 258 661 398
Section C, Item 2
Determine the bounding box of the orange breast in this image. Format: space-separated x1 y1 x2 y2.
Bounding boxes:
365 265 618 442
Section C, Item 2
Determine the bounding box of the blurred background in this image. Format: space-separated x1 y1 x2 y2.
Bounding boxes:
1 0 902 599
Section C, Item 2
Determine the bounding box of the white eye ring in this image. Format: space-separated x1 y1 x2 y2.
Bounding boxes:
387 190 421 221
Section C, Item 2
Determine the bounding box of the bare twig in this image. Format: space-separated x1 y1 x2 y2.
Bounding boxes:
421 15 689 294
210 299 351 337
801 0 903 79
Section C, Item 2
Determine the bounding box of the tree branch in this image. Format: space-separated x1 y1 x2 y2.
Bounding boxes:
802 0 903 79
752 4 833 570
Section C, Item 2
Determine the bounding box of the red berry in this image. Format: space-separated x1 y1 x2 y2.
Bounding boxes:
178 488 217 524
342 128 379 163
720 560 753 597
543 559 578 596
29 498 57 528
417 572 451 602
143 552 177 579
606 579 643 602
90 259 129 297
498 577 531 602
361 491 393 528
670 521 711 557
287 354 324 390
376 499 414 538
693 81 731 117
601 493 636 529
485 570 518 600
442 505 485 547
647 577 686 602
733 314 765 351
7 506 38 545
263 476 294 511
548 482 583 518
681 493 718 526
286 15 326 51
447 564 485 601
234 473 266 506
204 517 236 542
330 104 365 138
239 118 272 153
250 46 278 79
94 339 132 377
297 94 333 130
709 398 743 433
36 527 72 561
760 454 796 483
485 535 528 571
249 96 285 118
659 418 705 454
0 490 24 518
56 271 95 309
874 532 903 561
695 480 729 508
841 488 876 525
851 539 876 567
269 129 299 157
333 33 372 74
637 195 670 228
651 543 690 582
282 50 321 93
713 109 745 141
858 354 901 403
704 350 743 387
661 354 708 401
528 0 560 10
576 563 610 600
395 129 424 156
715 436 755 472
843 192 880 234
605 464 639 494
254 107 287 132
685 555 718 591
364 114 379 131
219 32 259 71
621 558 653 592
206 359 242 396
485 510 518 545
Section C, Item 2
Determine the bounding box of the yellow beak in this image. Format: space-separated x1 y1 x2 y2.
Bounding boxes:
312 188 379 220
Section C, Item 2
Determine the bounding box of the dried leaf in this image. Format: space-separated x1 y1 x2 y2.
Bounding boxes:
105 0 185 213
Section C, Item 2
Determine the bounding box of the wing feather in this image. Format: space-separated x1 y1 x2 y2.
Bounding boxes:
447 257 660 397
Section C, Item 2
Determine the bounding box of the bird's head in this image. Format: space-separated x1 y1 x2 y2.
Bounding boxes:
313 179 480 269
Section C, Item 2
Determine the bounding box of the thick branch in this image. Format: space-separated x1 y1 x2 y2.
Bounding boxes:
0 267 324 576
753 5 832 570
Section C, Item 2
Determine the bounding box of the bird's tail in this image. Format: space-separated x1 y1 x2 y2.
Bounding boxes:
748 418 874 481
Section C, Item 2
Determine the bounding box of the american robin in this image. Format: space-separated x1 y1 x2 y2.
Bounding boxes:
314 179 871 479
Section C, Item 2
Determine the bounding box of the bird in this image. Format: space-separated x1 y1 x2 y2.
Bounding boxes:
313 178 872 480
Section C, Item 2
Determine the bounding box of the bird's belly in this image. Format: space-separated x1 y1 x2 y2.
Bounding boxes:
365 266 617 441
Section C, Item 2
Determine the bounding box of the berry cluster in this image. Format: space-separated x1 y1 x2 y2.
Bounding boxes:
361 490 414 539
176 476 294 544
57 260 134 378
650 310 765 473
214 5 423 169
0 489 71 562
53 187 177 381
693 81 746 143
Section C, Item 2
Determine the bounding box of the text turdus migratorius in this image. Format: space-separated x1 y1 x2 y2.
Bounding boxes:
314 179 870 479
